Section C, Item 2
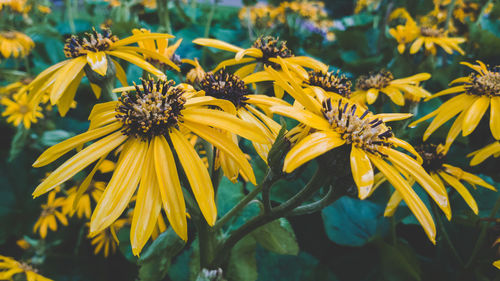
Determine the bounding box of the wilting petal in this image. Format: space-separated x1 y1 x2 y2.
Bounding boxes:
87 51 108 76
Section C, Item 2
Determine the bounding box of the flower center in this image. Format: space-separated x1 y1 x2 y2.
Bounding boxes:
415 144 446 172
19 262 37 273
64 28 118 58
465 66 500 97
18 104 30 114
356 70 393 91
115 78 186 140
322 98 393 156
1 31 17 39
252 36 293 66
306 70 352 98
200 69 249 108
420 26 444 37
40 205 56 217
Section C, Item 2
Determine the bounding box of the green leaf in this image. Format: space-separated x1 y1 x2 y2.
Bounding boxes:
138 228 186 281
252 218 299 255
377 240 421 281
227 236 258 281
322 196 389 246
8 126 29 162
39 130 75 147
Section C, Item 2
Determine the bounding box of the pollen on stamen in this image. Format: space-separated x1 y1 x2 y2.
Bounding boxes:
465 65 500 97
321 98 394 156
63 28 118 58
306 70 352 98
200 68 249 108
115 77 186 140
356 70 394 91
252 36 293 67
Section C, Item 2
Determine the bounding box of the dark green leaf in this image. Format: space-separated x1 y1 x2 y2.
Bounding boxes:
252 218 299 255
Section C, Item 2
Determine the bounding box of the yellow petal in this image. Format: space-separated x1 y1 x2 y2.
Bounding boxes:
33 122 121 167
246 95 290 108
350 147 374 199
490 96 500 140
462 96 489 136
131 143 162 256
170 129 217 226
185 96 236 114
214 57 255 71
57 69 85 116
73 154 109 210
384 191 403 217
153 135 188 241
439 171 478 214
182 108 269 143
366 88 379 104
285 56 328 72
376 113 413 122
383 86 405 106
443 164 497 191
33 131 127 197
118 46 180 71
368 155 436 243
90 138 148 233
193 38 244 53
442 111 466 154
113 33 174 48
112 59 128 86
235 48 263 60
106 50 164 77
90 83 102 99
391 73 431 84
49 57 87 104
284 131 345 173
409 37 424 54
468 142 500 166
426 85 465 101
234 63 257 78
269 105 331 131
86 51 108 76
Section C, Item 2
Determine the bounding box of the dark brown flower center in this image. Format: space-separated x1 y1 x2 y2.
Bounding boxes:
356 70 393 91
415 144 446 172
252 36 293 67
116 78 186 140
465 66 500 97
1 31 17 39
64 28 118 58
200 69 249 108
322 98 393 156
420 26 444 37
307 70 352 98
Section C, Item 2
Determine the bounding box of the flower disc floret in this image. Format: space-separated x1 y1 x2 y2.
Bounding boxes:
200 69 249 108
64 28 118 58
322 98 393 156
252 36 293 65
465 65 500 97
307 70 352 97
420 26 445 37
356 70 394 91
116 78 186 140
415 144 446 172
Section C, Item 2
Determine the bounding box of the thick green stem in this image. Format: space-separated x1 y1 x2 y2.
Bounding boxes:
158 0 173 34
101 78 117 101
198 220 218 269
465 195 500 268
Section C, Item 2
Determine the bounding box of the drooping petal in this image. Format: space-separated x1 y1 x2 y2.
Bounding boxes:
86 51 108 76
90 138 148 233
439 171 478 214
57 69 85 116
490 96 500 140
106 50 164 77
269 105 331 131
366 88 379 104
33 131 127 197
468 142 500 166
443 164 497 191
184 96 236 115
350 147 374 199
284 131 345 173
170 129 217 226
384 191 403 217
193 38 244 53
153 135 188 241
462 96 490 136
49 57 87 104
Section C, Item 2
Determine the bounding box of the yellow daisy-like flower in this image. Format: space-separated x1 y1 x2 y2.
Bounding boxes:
410 61 500 153
269 81 450 242
351 70 431 106
26 28 179 116
132 28 182 70
385 144 496 216
89 218 127 258
1 93 43 129
0 255 52 281
0 30 34 59
467 141 500 166
193 36 327 80
63 182 105 219
198 68 283 180
389 8 466 55
303 70 352 99
33 190 68 239
31 77 268 255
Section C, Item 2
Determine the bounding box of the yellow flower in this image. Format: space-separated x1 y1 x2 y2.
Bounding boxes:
354 0 382 13
33 190 68 239
184 58 206 84
0 255 52 281
31 77 269 255
132 28 182 70
63 182 105 219
16 239 30 250
351 70 432 106
89 218 127 258
268 72 450 242
495 260 500 270
37 4 51 13
0 0 28 13
1 93 43 129
389 8 465 55
26 28 179 116
385 144 496 216
193 36 327 80
468 141 500 166
410 61 500 153
239 4 285 28
198 68 283 180
303 70 352 99
0 30 34 59
0 77 33 96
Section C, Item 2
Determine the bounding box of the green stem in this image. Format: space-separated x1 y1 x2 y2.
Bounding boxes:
444 0 457 30
23 55 31 74
212 169 276 232
202 0 218 65
101 78 117 101
198 219 218 269
65 0 76 34
465 194 500 268
431 200 464 266
158 0 173 34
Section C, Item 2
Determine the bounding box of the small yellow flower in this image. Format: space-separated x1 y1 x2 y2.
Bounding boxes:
32 77 269 255
467 141 500 166
89 218 128 257
1 93 43 129
351 70 431 106
132 28 182 70
385 144 496 216
193 36 327 80
0 255 52 281
0 30 34 59
37 4 51 13
63 182 105 219
33 190 68 239
494 260 500 270
16 239 30 250
26 28 179 116
410 61 500 153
